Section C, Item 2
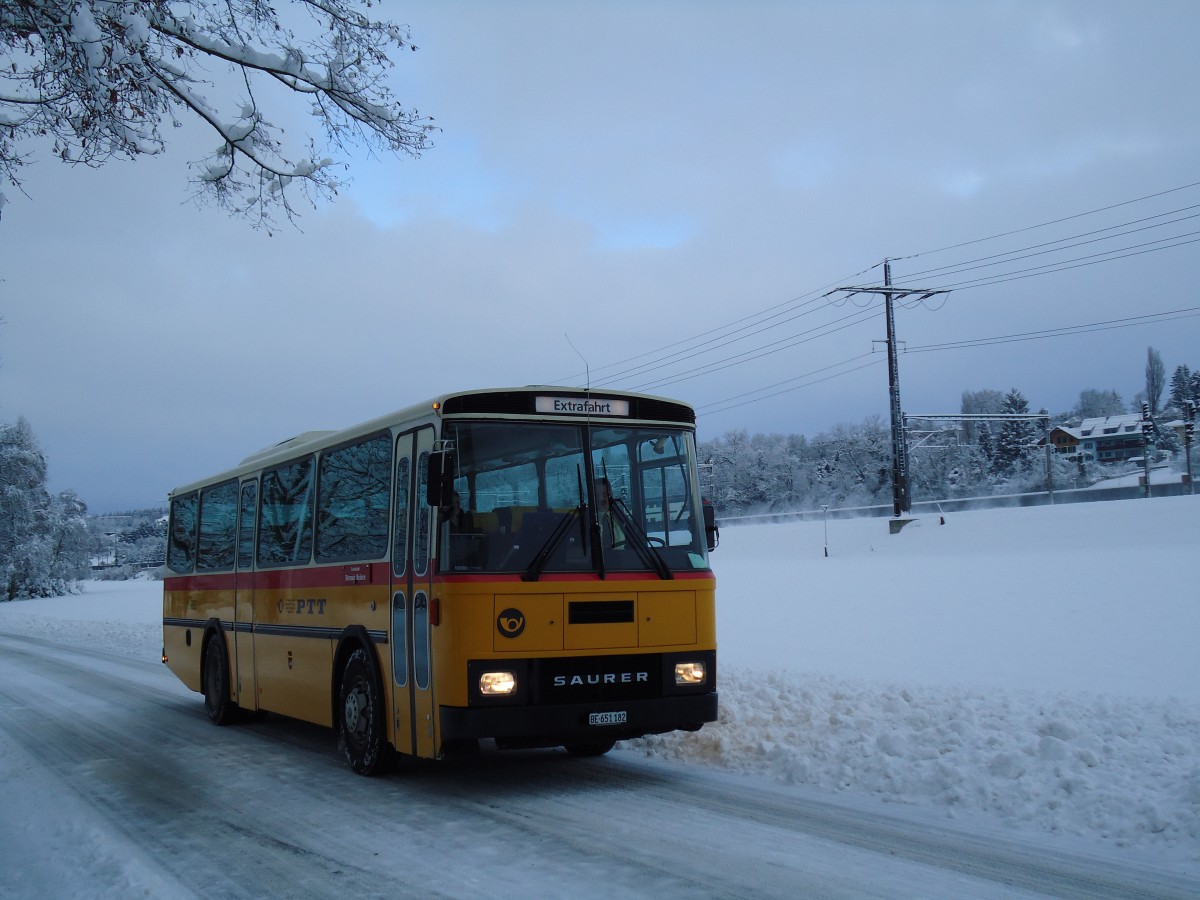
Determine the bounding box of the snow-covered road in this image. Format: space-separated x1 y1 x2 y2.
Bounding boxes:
2 628 1195 899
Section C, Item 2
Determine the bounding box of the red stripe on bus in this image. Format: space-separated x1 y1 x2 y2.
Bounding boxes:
165 562 391 592
163 573 236 591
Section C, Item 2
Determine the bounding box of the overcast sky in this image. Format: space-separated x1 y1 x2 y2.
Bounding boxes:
3 0 1199 513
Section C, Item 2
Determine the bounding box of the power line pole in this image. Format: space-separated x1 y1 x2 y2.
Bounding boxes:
836 262 950 518
882 260 908 517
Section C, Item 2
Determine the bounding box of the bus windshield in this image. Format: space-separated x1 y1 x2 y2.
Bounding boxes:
437 421 710 576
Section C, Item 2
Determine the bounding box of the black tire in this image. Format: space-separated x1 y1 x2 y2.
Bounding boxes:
337 647 394 776
564 740 615 757
202 633 235 726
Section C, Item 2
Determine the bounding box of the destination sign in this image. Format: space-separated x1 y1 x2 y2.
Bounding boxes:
535 396 631 417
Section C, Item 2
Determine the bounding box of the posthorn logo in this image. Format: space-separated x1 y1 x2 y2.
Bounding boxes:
497 608 525 638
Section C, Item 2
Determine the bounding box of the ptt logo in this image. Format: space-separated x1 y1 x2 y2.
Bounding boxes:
277 598 327 615
497 608 525 638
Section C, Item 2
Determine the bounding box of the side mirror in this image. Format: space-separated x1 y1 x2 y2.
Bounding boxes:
426 450 455 507
703 502 719 552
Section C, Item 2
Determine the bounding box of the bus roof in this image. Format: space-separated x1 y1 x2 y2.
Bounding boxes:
168 386 695 498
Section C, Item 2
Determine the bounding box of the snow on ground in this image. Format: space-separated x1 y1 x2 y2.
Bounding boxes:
2 495 1198 866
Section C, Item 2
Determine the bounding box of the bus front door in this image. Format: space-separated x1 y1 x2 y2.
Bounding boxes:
390 428 437 759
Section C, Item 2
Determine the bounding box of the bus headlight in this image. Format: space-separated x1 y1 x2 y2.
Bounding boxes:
479 671 518 696
674 661 706 686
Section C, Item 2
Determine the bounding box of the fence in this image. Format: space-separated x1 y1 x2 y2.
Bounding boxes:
717 480 1195 527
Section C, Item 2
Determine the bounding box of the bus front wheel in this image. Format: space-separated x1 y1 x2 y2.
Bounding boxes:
202 634 234 726
337 648 393 776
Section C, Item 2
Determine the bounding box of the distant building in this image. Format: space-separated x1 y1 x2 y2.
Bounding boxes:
1075 414 1145 463
1045 426 1081 456
1041 415 1150 464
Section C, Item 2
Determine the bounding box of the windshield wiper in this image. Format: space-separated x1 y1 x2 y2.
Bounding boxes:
522 507 581 582
610 500 673 580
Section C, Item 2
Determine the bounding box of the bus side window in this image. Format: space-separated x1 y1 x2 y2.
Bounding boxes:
167 492 198 574
197 480 238 571
258 456 315 567
316 432 392 562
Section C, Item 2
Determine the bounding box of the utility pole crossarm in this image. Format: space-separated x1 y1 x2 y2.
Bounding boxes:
836 287 951 298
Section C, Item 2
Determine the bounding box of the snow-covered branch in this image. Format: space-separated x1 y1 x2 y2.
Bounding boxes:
0 0 435 228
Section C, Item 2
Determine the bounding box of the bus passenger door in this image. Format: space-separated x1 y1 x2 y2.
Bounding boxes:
233 479 258 709
390 428 437 758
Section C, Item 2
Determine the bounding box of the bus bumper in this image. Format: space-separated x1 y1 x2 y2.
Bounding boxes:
439 692 718 748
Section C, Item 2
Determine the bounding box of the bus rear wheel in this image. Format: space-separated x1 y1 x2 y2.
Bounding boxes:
202 634 234 726
337 648 393 776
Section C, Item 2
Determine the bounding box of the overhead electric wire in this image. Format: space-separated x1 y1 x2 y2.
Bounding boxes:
696 352 878 413
698 356 885 418
590 295 831 387
889 206 1200 285
627 303 881 393
891 179 1200 261
907 232 1200 292
552 259 886 386
904 307 1200 354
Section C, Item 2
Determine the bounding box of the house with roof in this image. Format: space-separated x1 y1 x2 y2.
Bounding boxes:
1074 414 1146 463
1045 426 1081 456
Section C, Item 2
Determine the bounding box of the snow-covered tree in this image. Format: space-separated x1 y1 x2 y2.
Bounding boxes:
46 489 92 583
0 418 89 599
1168 365 1194 412
1 418 47 565
809 417 890 508
991 389 1037 478
1 0 435 226
960 388 1004 444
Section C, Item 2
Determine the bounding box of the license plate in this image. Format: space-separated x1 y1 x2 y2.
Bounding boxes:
588 711 627 726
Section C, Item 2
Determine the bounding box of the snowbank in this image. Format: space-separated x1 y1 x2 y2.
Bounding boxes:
635 671 1199 858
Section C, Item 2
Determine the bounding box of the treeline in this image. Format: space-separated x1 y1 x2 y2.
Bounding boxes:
699 368 1199 517
700 420 1081 516
91 513 168 578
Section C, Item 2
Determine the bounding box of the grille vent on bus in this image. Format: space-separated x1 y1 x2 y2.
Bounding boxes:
441 391 695 424
569 600 635 624
442 391 532 416
633 398 696 424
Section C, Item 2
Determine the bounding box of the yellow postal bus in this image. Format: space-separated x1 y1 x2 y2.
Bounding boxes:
163 387 718 774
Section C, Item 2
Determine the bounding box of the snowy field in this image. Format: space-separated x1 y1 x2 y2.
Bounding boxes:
1 494 1198 872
